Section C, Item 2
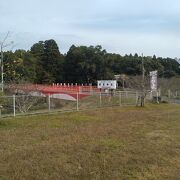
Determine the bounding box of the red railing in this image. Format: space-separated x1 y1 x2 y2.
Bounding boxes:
8 84 101 94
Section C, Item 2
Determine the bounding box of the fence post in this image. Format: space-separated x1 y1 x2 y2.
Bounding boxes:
156 91 159 104
48 94 51 111
150 91 153 100
76 93 79 111
136 91 138 105
119 91 122 106
99 92 102 107
168 89 171 99
13 95 16 117
159 89 161 97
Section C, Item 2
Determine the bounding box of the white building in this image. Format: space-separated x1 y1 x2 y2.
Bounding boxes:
97 80 117 90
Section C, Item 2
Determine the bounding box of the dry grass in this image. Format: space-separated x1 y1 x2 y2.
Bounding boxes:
0 104 180 179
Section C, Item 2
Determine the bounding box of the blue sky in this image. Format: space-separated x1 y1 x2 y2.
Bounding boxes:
0 0 180 58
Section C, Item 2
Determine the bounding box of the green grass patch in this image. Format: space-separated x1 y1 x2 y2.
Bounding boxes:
98 138 125 149
0 104 180 179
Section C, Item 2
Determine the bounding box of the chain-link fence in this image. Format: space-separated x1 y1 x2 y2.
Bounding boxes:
0 96 14 117
0 91 139 118
161 90 180 104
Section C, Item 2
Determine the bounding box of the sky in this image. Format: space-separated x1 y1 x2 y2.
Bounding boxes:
0 0 180 58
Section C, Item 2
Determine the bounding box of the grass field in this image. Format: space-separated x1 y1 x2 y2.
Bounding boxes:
0 104 180 179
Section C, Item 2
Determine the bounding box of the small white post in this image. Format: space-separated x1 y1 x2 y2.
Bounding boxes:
150 91 153 100
0 109 1 118
136 91 138 105
100 92 102 107
48 94 51 111
76 93 79 111
168 89 171 99
159 89 161 97
157 91 159 104
13 95 16 117
119 91 122 106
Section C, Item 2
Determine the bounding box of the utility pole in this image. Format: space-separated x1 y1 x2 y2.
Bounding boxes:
0 32 13 92
141 53 145 106
142 53 145 93
0 46 3 92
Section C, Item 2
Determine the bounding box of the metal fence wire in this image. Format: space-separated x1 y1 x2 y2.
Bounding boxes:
0 91 140 118
160 90 180 104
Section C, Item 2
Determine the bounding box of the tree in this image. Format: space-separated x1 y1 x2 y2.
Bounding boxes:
4 50 36 83
64 45 111 84
2 40 180 86
43 39 64 83
30 40 64 84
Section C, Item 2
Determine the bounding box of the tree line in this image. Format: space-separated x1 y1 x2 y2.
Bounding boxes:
3 39 180 85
